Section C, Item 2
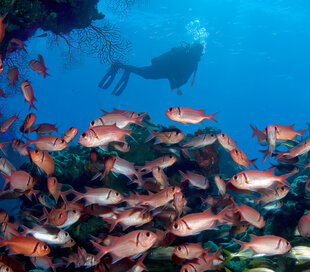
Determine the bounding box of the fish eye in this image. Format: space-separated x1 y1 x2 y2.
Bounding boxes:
168 108 172 111
169 155 173 158
173 223 178 229
177 246 182 251
91 121 94 125
234 175 237 180
146 232 150 237
73 209 77 214
43 245 48 250
35 149 39 153
61 139 65 143
116 192 119 196
82 133 86 137
64 232 68 236
172 186 175 191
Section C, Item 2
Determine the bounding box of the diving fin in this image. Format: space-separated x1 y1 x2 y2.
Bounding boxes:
98 64 119 89
112 70 130 96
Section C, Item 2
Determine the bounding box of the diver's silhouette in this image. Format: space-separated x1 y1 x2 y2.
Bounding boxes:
98 43 204 96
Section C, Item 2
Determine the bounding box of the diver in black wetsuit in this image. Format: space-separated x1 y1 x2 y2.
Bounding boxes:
98 43 204 96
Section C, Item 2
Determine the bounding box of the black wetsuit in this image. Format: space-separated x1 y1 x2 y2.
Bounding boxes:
99 45 201 95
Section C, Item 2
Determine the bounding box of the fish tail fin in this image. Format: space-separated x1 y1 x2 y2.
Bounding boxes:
215 206 232 224
275 150 286 160
249 124 257 138
259 149 268 164
206 112 218 123
29 102 37 111
107 218 119 233
232 238 247 250
250 158 258 169
1 172 10 188
38 207 49 222
61 189 83 203
132 112 147 127
43 70 50 78
90 240 110 261
135 171 143 185
297 128 308 135
279 171 297 188
23 136 32 145
0 236 6 247
0 142 9 155
0 13 7 22
136 254 148 271
145 129 156 142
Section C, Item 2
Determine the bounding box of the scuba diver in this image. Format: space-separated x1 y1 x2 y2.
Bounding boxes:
98 42 204 96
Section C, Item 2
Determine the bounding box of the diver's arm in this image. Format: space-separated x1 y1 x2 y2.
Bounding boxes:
191 64 198 87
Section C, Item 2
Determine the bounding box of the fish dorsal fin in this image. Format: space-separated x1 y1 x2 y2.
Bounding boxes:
249 234 257 240
289 124 295 128
266 167 275 173
100 108 110 115
38 54 45 66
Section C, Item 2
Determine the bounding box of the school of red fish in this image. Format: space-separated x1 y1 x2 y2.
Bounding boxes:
0 41 309 271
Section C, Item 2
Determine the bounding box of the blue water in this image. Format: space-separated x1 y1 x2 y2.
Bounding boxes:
2 0 310 165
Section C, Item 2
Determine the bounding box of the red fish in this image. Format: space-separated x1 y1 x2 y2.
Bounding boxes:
89 111 147 129
179 170 209 189
31 123 58 135
78 125 131 148
90 230 157 262
277 138 310 159
62 127 78 143
264 124 307 140
230 148 257 169
0 236 50 256
2 170 36 192
24 135 68 151
214 176 226 196
11 139 30 156
64 187 124 206
136 186 181 208
7 66 19 86
146 128 185 144
165 107 217 124
20 113 36 133
29 54 50 78
233 234 291 255
217 132 237 152
0 89 6 98
47 177 62 203
29 149 55 175
250 124 267 145
0 13 7 43
137 155 177 173
107 208 153 232
174 243 210 259
173 191 186 218
0 115 18 133
152 166 169 190
232 200 265 228
10 38 27 53
228 169 293 192
171 207 231 237
297 211 310 237
0 209 8 223
20 80 37 110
